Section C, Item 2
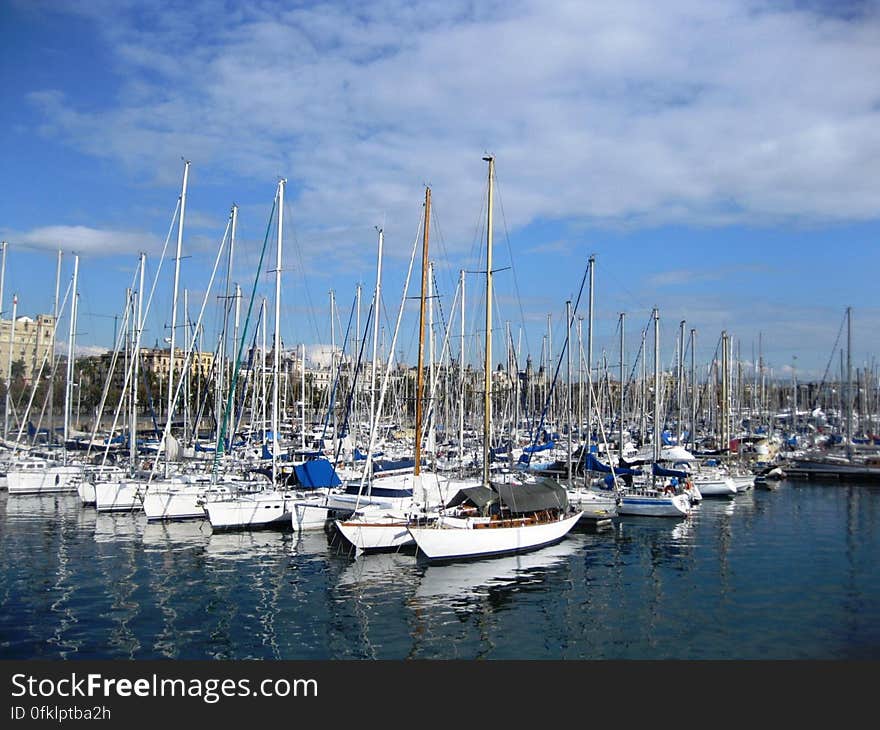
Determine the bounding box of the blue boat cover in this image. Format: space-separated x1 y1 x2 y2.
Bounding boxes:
372 458 415 473
652 462 689 479
583 453 643 476
293 458 342 488
523 441 554 454
354 447 384 461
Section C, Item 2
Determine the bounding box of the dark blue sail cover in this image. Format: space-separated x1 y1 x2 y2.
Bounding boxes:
583 453 643 476
293 458 342 488
652 462 689 479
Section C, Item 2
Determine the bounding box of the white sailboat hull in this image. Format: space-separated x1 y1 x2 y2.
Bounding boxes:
729 475 754 492
7 466 82 495
407 511 583 561
618 492 691 517
693 477 737 497
335 516 415 552
143 485 221 521
77 481 96 505
206 494 291 529
94 480 146 511
291 500 332 532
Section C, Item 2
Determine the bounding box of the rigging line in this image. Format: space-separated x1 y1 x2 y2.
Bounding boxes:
494 170 532 360
213 195 277 473
282 196 321 344
140 213 233 483
428 196 458 316
333 300 375 465
525 263 590 466
320 290 357 442
814 309 847 408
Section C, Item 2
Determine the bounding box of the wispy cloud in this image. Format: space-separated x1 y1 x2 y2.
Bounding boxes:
23 0 880 261
14 225 161 256
647 263 771 288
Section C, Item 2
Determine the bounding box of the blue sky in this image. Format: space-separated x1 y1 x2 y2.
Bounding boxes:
1 0 878 381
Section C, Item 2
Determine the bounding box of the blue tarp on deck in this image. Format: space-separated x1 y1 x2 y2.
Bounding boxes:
293 458 342 488
652 462 689 479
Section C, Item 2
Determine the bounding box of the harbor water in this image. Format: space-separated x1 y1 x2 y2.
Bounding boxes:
1 481 879 660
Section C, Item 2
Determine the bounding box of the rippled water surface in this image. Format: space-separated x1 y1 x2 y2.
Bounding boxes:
1 482 878 659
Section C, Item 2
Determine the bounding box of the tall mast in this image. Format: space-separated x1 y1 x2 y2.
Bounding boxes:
300 342 306 451
677 320 685 444
130 253 145 473
369 226 384 466
566 299 572 483
272 178 286 485
329 288 336 454
353 284 361 453
652 307 660 466
413 187 431 477
0 241 6 319
216 205 237 439
577 316 583 441
4 293 18 440
64 255 80 458
846 306 852 460
50 250 62 443
690 328 696 452
458 268 465 469
260 297 267 443
722 331 729 454
428 260 435 455
619 312 625 462
482 155 494 488
587 254 595 451
166 159 189 455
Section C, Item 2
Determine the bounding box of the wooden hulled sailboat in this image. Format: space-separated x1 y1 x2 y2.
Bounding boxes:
335 186 453 552
407 156 583 562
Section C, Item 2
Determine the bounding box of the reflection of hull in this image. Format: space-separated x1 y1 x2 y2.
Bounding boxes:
336 551 416 590
413 537 582 602
7 466 82 495
408 511 583 562
142 519 206 548
95 481 146 511
618 491 690 517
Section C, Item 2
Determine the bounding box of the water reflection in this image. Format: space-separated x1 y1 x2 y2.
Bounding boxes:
142 519 209 551
3 479 880 659
412 536 585 611
94 511 143 544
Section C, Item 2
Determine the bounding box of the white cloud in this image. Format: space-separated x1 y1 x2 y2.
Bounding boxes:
14 225 160 257
23 0 880 263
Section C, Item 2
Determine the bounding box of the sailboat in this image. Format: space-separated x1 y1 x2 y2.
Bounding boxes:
617 308 692 518
335 187 457 553
407 156 583 562
7 256 84 495
205 179 335 531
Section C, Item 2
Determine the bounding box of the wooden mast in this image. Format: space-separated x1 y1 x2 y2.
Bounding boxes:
413 187 431 477
483 155 495 488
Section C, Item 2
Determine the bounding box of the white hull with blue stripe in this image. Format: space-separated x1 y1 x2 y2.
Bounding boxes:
618 489 691 517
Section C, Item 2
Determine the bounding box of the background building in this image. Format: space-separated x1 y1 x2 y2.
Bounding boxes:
0 313 56 382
